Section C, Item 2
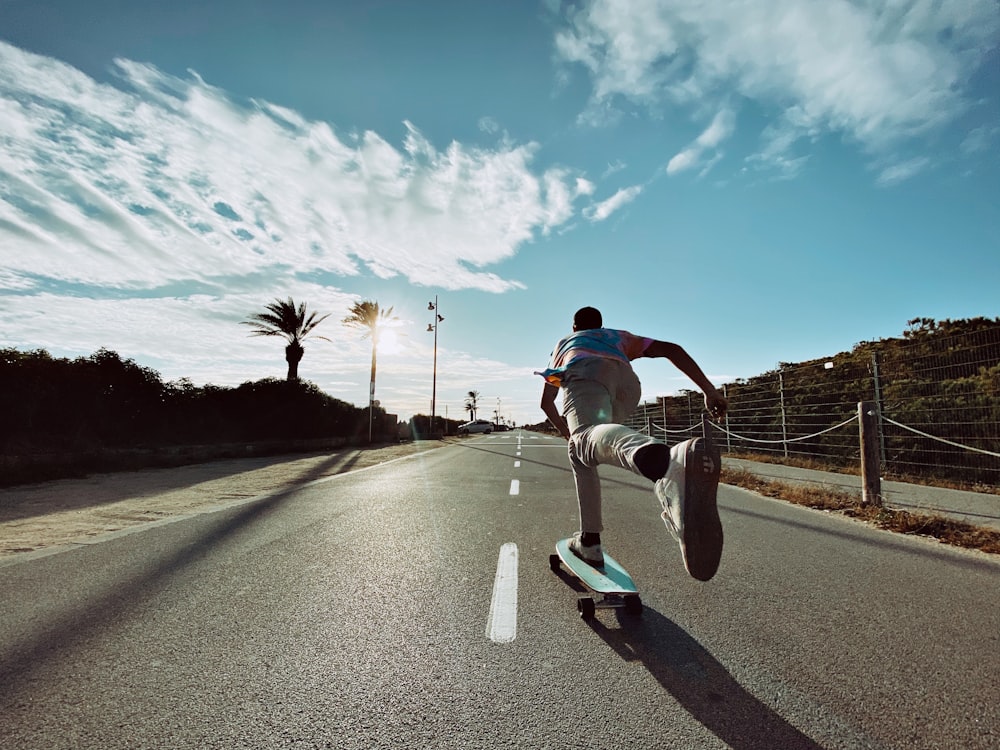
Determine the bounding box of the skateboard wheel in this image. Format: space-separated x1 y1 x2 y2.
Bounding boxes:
624 594 643 615
577 597 596 620
548 554 561 572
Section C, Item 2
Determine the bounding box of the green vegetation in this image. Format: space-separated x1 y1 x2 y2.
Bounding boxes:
242 297 331 381
641 317 1000 488
0 347 384 486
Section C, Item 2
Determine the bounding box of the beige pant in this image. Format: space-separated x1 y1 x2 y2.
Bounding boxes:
560 358 664 533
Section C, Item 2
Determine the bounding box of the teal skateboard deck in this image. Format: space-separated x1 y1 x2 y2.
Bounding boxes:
549 538 642 619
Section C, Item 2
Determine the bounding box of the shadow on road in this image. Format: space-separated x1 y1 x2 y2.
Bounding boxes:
0 448 371 523
548 558 825 748
0 452 354 692
589 607 826 750
726 501 1000 574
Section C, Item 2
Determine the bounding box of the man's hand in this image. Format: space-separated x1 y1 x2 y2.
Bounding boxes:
540 383 571 439
704 387 728 420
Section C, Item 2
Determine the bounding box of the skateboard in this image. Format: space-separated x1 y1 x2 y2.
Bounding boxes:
549 538 642 620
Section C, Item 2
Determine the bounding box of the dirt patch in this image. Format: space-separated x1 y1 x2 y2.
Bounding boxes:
0 440 454 558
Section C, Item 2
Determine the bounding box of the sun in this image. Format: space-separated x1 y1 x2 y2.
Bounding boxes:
378 327 403 356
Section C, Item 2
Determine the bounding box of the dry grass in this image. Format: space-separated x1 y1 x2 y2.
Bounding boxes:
728 451 1000 496
721 467 1000 556
728 451 859 477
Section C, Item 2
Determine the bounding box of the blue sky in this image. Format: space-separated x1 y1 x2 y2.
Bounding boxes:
1 0 998 425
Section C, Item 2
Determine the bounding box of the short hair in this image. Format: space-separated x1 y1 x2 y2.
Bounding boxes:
573 306 603 330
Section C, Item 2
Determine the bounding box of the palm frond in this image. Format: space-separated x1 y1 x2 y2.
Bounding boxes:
342 300 398 339
243 297 331 343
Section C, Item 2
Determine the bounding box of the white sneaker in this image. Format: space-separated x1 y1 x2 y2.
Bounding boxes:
654 438 723 581
568 532 604 567
654 440 688 540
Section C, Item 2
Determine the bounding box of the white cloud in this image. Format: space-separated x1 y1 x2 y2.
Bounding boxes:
0 41 596 419
478 116 501 135
557 0 998 172
695 108 735 149
584 185 643 221
875 157 931 186
575 177 596 196
666 149 698 176
742 117 812 180
960 126 999 156
0 42 586 296
0 285 354 382
667 108 734 175
601 160 627 179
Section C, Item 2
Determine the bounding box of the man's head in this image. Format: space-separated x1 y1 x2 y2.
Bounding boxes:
573 306 603 331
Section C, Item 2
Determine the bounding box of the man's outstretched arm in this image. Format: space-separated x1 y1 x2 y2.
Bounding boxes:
643 340 728 419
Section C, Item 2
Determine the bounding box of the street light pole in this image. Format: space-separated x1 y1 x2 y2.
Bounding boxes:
427 296 443 435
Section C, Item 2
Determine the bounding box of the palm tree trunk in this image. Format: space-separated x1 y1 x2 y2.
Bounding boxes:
286 342 303 381
368 343 377 442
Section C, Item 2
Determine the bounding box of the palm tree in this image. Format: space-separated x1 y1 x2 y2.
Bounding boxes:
342 300 398 441
465 390 480 421
242 298 330 381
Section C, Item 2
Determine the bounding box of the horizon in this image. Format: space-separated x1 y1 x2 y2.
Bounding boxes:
1 1 998 425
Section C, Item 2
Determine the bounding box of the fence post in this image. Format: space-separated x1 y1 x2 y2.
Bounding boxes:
779 371 789 458
723 384 732 454
858 401 882 507
871 351 887 468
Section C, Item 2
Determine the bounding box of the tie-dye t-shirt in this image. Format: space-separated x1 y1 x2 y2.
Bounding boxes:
536 328 653 387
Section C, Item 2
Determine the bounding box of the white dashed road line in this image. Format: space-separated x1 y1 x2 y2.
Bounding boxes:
486 543 518 643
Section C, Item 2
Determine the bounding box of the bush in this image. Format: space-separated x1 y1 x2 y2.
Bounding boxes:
0 347 373 455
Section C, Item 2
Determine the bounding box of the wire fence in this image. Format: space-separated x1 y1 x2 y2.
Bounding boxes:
625 321 1000 489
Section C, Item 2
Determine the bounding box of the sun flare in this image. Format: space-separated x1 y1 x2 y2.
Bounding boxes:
378 327 403 356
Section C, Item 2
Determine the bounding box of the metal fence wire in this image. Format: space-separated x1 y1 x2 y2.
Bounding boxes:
625 321 1000 488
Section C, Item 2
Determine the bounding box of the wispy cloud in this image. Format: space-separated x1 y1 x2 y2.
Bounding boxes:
556 0 998 177
960 126 999 156
0 42 587 297
743 117 813 180
0 41 607 419
584 185 643 222
875 157 931 187
666 108 734 175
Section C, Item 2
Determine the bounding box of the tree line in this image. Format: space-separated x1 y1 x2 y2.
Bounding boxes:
0 294 481 486
0 346 387 446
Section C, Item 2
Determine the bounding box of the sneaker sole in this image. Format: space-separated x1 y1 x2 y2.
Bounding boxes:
680 438 723 581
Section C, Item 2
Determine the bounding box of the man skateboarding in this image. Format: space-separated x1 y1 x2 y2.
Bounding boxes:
537 306 728 581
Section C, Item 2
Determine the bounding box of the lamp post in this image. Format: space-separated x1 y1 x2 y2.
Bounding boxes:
427 296 443 435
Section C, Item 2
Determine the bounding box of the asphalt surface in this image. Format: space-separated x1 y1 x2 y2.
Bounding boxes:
1 431 998 749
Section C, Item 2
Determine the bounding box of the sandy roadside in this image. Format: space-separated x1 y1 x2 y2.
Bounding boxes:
0 440 453 559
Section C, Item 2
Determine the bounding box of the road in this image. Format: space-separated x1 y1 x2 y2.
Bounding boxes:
1 431 998 749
